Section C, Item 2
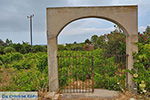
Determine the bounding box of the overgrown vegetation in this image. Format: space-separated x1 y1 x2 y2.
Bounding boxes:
0 26 149 96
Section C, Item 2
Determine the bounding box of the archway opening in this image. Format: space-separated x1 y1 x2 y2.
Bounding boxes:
57 18 127 93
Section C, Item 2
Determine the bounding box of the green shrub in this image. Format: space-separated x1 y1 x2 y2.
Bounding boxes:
0 49 127 91
0 46 4 54
58 50 126 91
3 47 16 53
0 52 23 64
32 45 47 53
12 59 35 70
36 54 48 72
13 67 48 91
131 43 150 93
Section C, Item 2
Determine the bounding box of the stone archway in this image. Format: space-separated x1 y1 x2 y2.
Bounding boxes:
46 5 138 92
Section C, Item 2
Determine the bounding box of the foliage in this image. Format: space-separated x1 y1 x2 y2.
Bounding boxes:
90 32 126 56
0 49 126 91
58 50 125 91
131 43 150 93
84 39 91 44
32 45 47 53
144 26 150 34
3 47 16 53
13 67 48 91
0 46 5 54
58 43 84 51
105 33 126 55
0 26 149 92
10 43 32 54
5 39 12 45
138 32 150 44
91 35 98 44
0 52 48 91
12 58 35 70
0 52 23 65
0 39 47 54
36 53 48 72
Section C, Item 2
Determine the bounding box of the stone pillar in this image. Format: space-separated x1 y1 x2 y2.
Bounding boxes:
126 34 138 91
47 35 59 92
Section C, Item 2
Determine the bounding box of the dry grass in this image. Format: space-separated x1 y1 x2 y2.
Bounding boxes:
0 67 16 91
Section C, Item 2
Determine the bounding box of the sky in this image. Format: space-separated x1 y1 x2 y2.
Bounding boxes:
0 0 150 45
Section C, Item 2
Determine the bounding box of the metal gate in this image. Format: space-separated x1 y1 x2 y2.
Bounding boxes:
58 55 94 93
58 52 127 93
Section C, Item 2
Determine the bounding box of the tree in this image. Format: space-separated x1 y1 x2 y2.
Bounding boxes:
22 42 32 53
84 39 91 44
91 35 98 44
145 26 150 34
73 41 77 44
6 39 12 45
138 32 150 44
105 33 126 55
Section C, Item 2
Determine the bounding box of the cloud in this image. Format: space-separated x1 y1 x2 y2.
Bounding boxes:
139 26 147 32
0 0 150 44
60 27 114 36
66 0 113 6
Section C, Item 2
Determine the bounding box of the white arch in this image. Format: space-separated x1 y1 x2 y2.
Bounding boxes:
46 5 138 92
56 16 128 38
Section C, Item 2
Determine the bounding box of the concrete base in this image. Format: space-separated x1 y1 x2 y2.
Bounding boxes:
44 92 60 100
61 89 120 99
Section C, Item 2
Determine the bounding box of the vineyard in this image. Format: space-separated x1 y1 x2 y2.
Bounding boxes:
0 50 125 91
0 31 149 97
0 45 149 93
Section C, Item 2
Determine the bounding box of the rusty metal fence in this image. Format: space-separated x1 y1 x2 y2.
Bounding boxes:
58 55 94 93
57 53 127 93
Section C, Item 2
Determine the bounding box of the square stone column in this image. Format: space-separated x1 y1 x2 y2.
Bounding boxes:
47 36 59 92
126 34 138 91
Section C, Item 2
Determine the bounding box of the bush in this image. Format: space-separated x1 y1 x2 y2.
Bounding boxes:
0 46 5 54
36 54 48 72
0 52 48 91
13 67 48 91
3 47 16 53
32 45 47 53
131 43 150 93
0 52 23 65
12 58 35 70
